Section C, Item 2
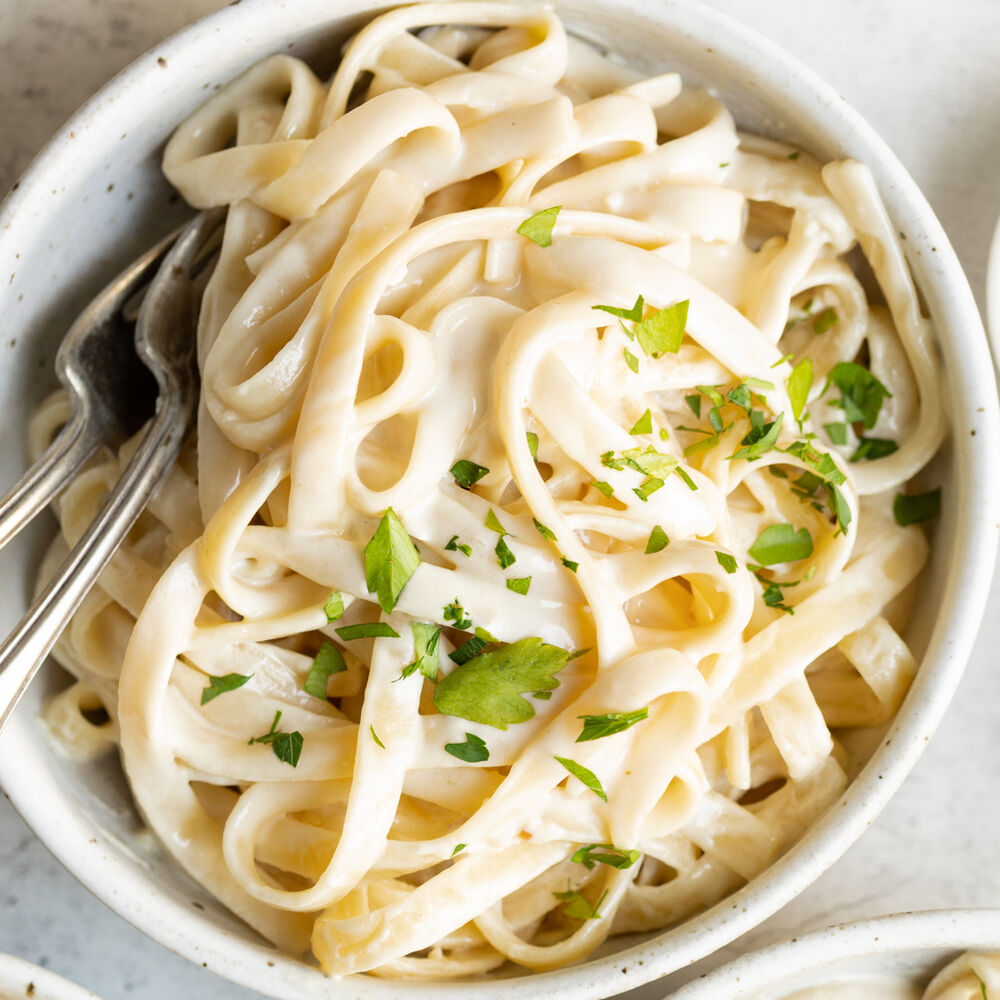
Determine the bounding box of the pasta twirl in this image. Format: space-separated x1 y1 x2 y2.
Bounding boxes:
36 1 945 979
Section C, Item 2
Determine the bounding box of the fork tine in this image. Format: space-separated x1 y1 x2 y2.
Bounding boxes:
0 234 172 549
0 212 216 730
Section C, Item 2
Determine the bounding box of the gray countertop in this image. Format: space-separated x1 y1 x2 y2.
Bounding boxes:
1 1 999 998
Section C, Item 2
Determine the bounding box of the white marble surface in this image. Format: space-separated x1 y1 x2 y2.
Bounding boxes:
0 1 998 998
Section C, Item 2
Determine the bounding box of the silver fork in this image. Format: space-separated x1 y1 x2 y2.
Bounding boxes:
0 210 220 730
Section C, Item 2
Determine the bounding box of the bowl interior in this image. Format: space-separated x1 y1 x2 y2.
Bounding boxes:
0 1 995 998
664 909 1000 999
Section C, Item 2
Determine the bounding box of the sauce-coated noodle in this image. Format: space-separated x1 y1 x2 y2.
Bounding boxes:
37 2 945 978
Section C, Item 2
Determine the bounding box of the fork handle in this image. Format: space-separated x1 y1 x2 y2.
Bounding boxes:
0 382 192 730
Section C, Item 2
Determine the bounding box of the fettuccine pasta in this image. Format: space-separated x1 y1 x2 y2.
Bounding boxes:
36 1 945 978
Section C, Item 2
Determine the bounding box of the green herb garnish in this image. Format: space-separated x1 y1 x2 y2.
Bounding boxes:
850 437 898 462
450 460 489 489
591 480 614 498
812 307 838 334
533 518 556 541
370 725 385 748
526 431 539 461
629 409 652 435
576 708 648 742
748 524 814 566
443 599 471 630
247 710 303 767
364 508 420 613
635 300 689 358
506 576 532 595
562 557 579 572
517 205 561 247
444 534 472 557
323 592 345 622
592 295 644 322
555 756 607 801
893 488 941 527
335 622 401 640
824 362 891 429
201 673 252 706
624 348 639 373
444 732 489 763
304 641 346 698
554 885 609 920
571 843 640 870
786 357 812 422
400 622 441 681
645 525 669 553
433 637 569 730
824 422 848 445
716 551 738 573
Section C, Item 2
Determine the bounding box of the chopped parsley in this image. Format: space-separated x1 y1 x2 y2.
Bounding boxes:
576 708 648 742
201 672 251 706
506 576 532 595
451 843 466 857
592 295 644 322
370 725 385 748
533 518 556 541
517 205 561 247
635 300 689 358
824 362 891 429
364 508 420 613
433 637 569 729
730 411 783 462
247 710 302 767
812 306 838 334
624 348 639 373
893 488 941 527
444 732 489 763
562 557 579 572
850 437 898 462
555 756 607 800
591 480 614 498
323 592 344 622
449 634 490 666
824 422 848 445
554 885 608 920
444 534 472 557
304 641 346 698
526 431 539 461
645 524 669 553
449 460 489 489
629 409 652 435
400 622 441 681
715 551 738 573
335 622 400 640
571 843 640 870
443 599 471 630
748 524 814 565
786 357 812 422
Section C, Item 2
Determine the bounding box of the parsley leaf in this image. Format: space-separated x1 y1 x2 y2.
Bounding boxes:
323 592 345 622
576 709 648 742
517 205 560 247
812 306 838 334
401 622 441 681
451 843 466 857
533 518 556 541
645 525 669 553
495 536 516 569
824 422 848 445
247 710 303 767
444 732 489 763
555 756 607 800
364 508 420 613
850 437 898 462
635 300 689 358
370 725 385 748
449 634 490 666
554 886 608 920
591 480 614 498
562 557 579 572
893 488 941 527
824 362 891 429
786 358 812 421
592 295 644 322
433 637 569 729
443 599 471 630
629 409 652 435
335 622 400 640
748 524 814 565
201 672 252 705
685 394 702 418
450 460 489 489
444 534 472 557
304 641 346 699
730 411 783 462
624 348 639 373
526 431 539 461
716 551 738 573
571 843 640 870
506 576 531 595
485 509 508 535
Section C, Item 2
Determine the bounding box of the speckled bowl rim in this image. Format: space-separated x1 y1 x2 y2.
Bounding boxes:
0 953 100 1000
0 1 997 998
664 909 1000 998
987 214 1000 371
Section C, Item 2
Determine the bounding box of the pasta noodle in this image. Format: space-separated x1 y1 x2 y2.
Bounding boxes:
773 950 1000 999
36 1 946 979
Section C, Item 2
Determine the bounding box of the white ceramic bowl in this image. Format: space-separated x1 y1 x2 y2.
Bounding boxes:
0 2 996 999
664 909 1000 999
0 954 99 1000
987 215 1000 371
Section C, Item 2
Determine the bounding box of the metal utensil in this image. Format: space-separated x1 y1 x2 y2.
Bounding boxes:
0 211 220 730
